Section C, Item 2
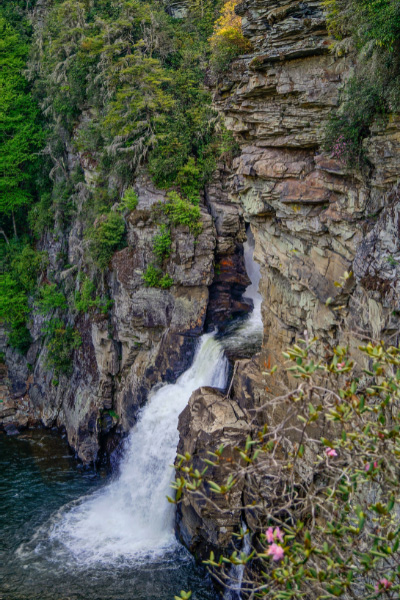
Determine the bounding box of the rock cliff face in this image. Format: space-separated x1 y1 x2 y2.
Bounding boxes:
1 162 250 463
215 0 400 376
176 386 250 559
2 0 400 565
175 0 400 557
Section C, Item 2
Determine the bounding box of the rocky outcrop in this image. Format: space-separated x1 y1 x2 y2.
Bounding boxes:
175 0 400 556
205 164 253 326
215 0 400 373
1 167 251 463
175 386 250 559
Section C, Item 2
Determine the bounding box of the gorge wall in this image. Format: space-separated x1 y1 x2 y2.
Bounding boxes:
216 0 400 378
174 0 400 558
2 0 400 559
1 162 251 462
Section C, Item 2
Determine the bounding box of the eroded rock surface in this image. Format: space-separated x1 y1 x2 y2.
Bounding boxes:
1 172 249 462
175 0 400 556
176 386 250 559
215 0 400 371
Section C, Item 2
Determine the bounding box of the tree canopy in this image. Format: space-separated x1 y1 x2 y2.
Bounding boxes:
0 16 43 232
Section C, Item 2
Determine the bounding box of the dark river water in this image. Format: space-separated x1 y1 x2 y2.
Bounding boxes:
0 431 216 600
0 232 263 600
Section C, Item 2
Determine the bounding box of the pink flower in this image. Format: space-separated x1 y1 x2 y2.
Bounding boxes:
267 543 284 561
337 361 346 370
365 461 379 472
374 578 392 592
265 527 284 544
274 527 284 543
325 447 338 457
266 527 275 543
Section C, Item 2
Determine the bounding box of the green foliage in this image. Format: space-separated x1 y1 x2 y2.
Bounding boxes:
0 16 44 232
173 338 400 599
324 0 400 168
163 192 202 235
117 188 139 213
209 0 252 74
87 212 126 269
27 193 54 239
174 592 192 600
0 243 48 353
324 0 400 49
0 0 38 37
324 70 390 167
74 275 113 314
152 225 172 263
0 273 31 353
159 273 174 289
33 0 227 200
10 245 48 293
42 319 81 375
36 284 67 315
142 264 174 289
175 158 201 204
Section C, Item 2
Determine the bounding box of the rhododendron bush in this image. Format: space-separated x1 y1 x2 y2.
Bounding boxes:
171 338 400 599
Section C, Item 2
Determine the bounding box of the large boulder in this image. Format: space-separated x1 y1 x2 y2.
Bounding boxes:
175 386 250 560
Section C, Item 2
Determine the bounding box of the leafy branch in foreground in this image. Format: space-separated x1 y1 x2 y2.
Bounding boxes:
171 338 400 599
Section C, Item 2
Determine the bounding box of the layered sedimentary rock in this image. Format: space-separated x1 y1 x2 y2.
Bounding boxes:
215 0 400 372
175 0 400 555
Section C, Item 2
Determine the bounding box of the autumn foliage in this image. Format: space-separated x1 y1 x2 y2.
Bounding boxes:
210 0 251 73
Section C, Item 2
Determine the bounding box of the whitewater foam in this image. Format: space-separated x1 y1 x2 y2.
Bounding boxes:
48 334 229 564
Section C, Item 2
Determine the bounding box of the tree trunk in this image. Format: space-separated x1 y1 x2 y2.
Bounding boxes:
0 228 10 245
12 211 18 239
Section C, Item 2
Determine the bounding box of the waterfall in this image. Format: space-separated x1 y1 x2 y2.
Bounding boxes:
31 227 262 570
50 334 229 564
224 526 251 600
242 227 262 336
218 226 263 357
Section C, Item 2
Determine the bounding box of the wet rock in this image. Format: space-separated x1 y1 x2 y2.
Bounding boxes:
3 164 252 463
176 387 250 559
205 165 253 326
4 423 20 436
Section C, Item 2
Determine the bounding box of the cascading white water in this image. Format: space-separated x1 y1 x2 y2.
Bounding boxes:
28 226 262 571
218 226 263 357
224 525 251 600
50 334 229 564
242 227 262 336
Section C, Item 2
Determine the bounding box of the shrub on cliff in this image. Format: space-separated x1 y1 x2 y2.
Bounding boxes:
117 188 138 213
324 0 400 49
0 244 48 353
87 212 126 270
209 0 252 74
142 264 174 289
163 192 203 236
0 273 31 353
36 283 67 315
42 319 81 375
171 337 400 599
324 0 400 169
74 275 112 315
153 225 172 264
